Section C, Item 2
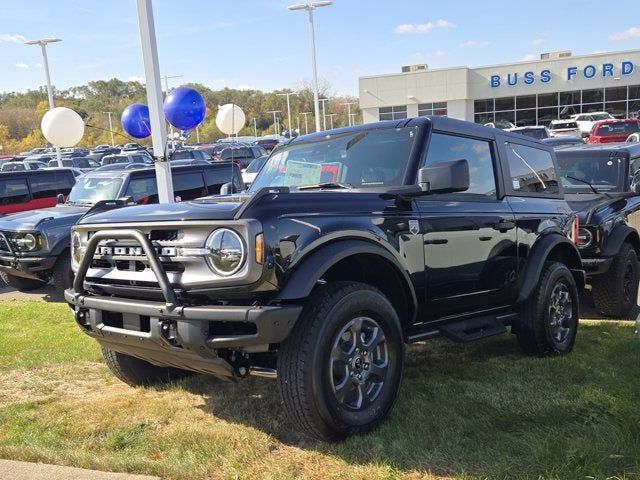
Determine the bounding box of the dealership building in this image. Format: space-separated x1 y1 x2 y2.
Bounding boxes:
358 49 640 126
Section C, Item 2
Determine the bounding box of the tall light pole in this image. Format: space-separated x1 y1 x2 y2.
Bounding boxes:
287 1 332 132
103 111 115 146
327 113 336 129
253 117 258 138
300 111 312 134
319 98 329 131
341 102 356 126
267 110 281 135
136 0 173 203
277 92 296 139
25 37 62 161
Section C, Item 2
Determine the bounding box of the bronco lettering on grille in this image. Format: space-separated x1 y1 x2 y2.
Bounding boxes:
96 246 177 257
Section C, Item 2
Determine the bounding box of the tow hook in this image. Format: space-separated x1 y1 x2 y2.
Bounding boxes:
159 319 180 346
75 308 91 332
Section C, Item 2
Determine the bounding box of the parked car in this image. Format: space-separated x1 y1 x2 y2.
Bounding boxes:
170 148 212 161
66 117 583 441
0 162 243 294
254 138 280 153
217 145 267 169
570 112 615 137
555 143 640 318
0 168 76 215
484 120 516 130
1 160 48 172
508 126 550 140
48 157 100 172
241 156 268 187
101 152 153 166
548 120 581 138
586 119 640 144
541 136 585 148
60 147 90 158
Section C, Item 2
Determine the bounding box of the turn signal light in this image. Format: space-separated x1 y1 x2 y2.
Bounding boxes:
255 233 264 264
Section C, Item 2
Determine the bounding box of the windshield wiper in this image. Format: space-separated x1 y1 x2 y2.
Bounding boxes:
297 182 352 191
565 175 611 198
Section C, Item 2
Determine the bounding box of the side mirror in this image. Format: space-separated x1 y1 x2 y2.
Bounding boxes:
220 182 236 195
56 193 65 205
418 159 470 194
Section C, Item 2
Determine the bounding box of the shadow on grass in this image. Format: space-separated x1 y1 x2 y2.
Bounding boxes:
180 323 640 478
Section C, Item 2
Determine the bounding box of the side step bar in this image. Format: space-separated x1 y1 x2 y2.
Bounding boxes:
407 312 517 343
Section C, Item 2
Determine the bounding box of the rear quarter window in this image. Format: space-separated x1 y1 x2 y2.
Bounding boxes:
0 178 30 205
505 143 559 195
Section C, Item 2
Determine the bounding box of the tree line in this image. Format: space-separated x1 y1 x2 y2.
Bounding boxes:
0 78 360 154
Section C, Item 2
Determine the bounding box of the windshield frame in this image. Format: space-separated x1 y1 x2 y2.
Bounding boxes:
555 152 628 193
246 125 422 193
67 175 125 205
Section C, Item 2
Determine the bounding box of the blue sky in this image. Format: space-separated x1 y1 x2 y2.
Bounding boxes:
1 0 640 96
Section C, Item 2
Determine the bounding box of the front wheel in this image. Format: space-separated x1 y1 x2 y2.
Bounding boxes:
101 346 192 387
52 249 74 296
592 243 639 319
278 281 404 441
515 262 579 356
0 271 48 292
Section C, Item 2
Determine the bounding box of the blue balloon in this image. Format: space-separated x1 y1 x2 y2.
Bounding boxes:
121 103 151 138
163 86 206 131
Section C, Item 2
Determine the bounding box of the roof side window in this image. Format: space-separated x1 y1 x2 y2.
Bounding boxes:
505 143 559 195
424 132 498 200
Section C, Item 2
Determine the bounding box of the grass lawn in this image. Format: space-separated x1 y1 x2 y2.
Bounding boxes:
0 301 639 479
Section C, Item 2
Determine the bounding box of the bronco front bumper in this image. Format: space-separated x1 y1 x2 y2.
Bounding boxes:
65 228 301 379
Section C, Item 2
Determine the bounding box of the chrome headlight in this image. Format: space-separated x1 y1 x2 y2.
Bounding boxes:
205 229 245 276
577 227 593 249
71 231 87 270
11 233 41 251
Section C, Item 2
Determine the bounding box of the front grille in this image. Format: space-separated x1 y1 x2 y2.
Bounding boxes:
150 229 179 241
0 232 15 254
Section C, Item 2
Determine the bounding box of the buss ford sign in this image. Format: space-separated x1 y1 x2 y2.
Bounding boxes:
490 61 635 88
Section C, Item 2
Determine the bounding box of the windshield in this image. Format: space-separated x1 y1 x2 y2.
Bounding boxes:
556 154 625 192
245 157 267 173
221 147 253 160
67 176 124 205
171 150 195 160
248 126 417 192
550 122 577 130
596 122 640 137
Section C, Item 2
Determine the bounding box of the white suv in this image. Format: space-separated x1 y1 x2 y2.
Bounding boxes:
548 120 581 138
570 112 614 137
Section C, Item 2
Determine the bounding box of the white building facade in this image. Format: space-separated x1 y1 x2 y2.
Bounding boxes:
359 50 640 126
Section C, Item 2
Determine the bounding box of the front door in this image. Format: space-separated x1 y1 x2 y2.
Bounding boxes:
417 131 518 321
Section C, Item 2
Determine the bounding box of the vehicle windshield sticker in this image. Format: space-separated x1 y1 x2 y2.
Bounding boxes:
284 161 322 186
512 179 520 189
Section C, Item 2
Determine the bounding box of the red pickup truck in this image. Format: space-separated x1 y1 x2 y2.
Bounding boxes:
587 118 640 144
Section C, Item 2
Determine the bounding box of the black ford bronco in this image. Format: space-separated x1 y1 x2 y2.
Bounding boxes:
66 117 584 441
556 143 640 318
0 162 243 294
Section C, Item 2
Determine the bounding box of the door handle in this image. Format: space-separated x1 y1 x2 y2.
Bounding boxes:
493 220 516 232
424 239 448 245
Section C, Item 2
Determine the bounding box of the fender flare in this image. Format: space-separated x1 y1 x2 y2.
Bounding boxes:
601 225 640 258
277 239 418 322
517 234 584 302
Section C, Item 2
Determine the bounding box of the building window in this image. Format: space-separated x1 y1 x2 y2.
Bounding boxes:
379 105 407 121
474 85 640 127
418 102 447 117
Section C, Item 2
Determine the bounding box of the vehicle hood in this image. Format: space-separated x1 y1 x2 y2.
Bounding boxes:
77 195 249 225
566 193 632 224
0 205 89 231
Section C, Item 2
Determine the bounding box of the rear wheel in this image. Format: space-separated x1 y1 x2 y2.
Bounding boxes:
0 271 48 292
592 243 639 319
101 346 191 387
516 262 579 356
278 281 404 441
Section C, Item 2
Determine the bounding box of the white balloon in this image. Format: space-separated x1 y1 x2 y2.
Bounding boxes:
41 107 85 147
216 104 246 135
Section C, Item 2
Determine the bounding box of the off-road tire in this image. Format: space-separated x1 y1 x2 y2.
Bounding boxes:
516 261 579 356
0 271 48 291
101 346 191 387
277 281 404 441
52 249 74 296
592 243 639 319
